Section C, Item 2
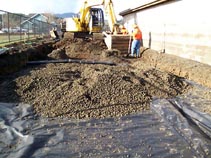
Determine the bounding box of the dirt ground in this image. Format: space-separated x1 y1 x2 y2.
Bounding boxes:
0 37 211 119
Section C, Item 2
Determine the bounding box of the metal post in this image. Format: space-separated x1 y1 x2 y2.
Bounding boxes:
39 21 40 36
33 19 35 37
20 15 22 40
0 13 2 30
7 12 10 42
28 21 29 39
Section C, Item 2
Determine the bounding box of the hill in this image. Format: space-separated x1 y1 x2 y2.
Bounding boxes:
55 12 77 18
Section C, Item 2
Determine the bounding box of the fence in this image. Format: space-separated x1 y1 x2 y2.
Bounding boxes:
0 10 54 45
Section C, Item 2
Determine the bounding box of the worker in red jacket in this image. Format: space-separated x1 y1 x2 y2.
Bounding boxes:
131 24 143 58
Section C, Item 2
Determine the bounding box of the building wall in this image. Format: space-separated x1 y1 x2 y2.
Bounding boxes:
122 0 211 65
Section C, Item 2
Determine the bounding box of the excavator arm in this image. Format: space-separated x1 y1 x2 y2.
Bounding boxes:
102 0 117 33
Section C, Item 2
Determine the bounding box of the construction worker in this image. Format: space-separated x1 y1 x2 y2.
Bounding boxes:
50 26 60 40
130 24 143 58
91 11 98 26
53 26 60 40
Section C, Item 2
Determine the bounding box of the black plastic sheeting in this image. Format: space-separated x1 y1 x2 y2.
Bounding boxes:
1 97 211 158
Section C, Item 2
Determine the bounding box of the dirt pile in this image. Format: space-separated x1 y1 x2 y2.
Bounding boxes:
53 38 107 59
50 37 124 63
0 62 189 119
140 48 211 88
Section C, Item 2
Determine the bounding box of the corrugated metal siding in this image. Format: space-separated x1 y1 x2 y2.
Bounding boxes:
122 0 211 65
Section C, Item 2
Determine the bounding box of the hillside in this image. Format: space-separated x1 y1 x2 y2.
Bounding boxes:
55 12 77 18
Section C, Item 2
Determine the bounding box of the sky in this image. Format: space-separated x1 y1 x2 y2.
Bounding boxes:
0 0 142 18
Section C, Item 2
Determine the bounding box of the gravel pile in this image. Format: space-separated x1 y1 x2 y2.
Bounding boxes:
0 62 189 119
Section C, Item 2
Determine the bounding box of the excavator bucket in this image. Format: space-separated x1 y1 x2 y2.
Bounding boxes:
103 32 132 56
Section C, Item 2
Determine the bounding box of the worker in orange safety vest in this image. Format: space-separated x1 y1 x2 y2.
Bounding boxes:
130 24 143 58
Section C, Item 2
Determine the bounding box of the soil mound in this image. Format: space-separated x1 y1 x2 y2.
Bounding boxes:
0 63 189 119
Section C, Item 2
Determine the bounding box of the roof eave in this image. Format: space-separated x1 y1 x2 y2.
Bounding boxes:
119 0 174 16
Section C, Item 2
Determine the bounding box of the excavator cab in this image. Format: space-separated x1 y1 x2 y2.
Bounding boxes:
61 8 104 39
89 8 104 33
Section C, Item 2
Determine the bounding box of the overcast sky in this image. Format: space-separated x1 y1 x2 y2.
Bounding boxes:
0 0 142 18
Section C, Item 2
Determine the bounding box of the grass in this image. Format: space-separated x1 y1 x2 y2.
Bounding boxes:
0 34 41 47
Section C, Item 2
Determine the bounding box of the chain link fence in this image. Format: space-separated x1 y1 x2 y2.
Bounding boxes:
0 10 54 45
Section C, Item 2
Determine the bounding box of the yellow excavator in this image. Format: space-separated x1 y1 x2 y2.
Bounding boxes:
61 0 131 54
61 0 119 38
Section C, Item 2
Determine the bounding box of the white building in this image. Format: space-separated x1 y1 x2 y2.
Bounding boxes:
120 0 211 65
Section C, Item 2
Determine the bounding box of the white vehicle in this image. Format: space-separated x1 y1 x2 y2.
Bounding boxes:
1 28 9 33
